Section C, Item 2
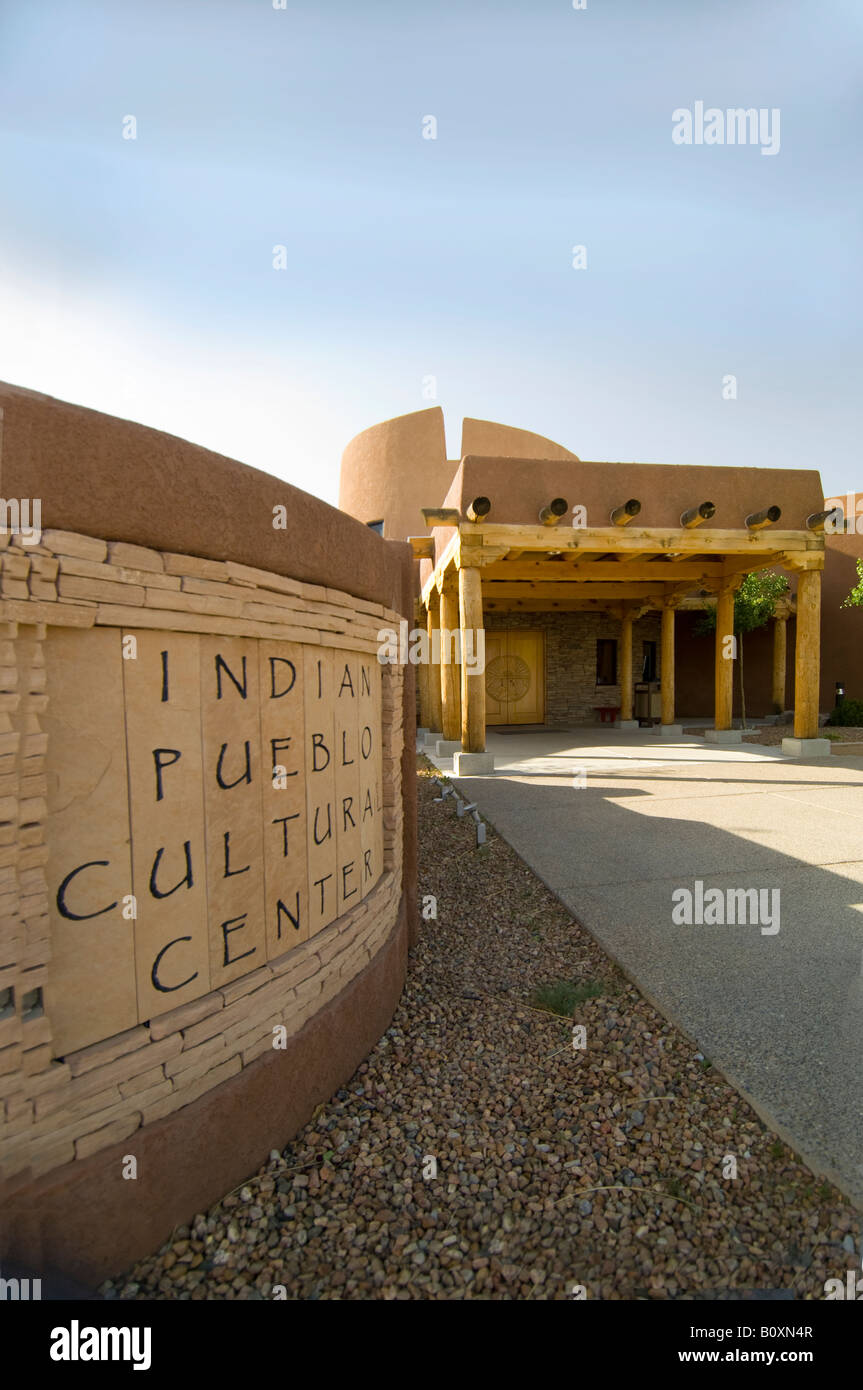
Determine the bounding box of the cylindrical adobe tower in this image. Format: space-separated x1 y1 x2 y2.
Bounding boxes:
339 409 581 543
339 407 455 543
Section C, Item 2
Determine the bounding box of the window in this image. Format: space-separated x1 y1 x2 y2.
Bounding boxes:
367 519 384 536
596 638 617 686
642 641 657 682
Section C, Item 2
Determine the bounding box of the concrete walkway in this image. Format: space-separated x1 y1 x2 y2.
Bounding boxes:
427 727 863 1207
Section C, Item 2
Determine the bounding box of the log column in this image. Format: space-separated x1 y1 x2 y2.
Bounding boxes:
793 569 822 739
459 565 486 752
772 615 787 714
426 602 442 733
439 583 461 742
619 608 634 722
660 602 676 725
714 586 735 730
417 605 431 730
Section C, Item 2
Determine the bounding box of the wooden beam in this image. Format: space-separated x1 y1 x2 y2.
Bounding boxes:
466 496 491 522
745 506 782 530
661 603 675 726
772 615 787 714
665 580 704 601
421 530 459 605
484 597 726 614
481 581 680 600
482 598 664 612
457 533 511 568
721 555 787 580
539 498 569 525
806 509 837 533
459 566 485 752
481 560 723 583
610 499 642 526
777 551 825 572
422 508 461 527
714 587 735 731
681 502 716 528
463 523 817 557
409 536 435 561
793 569 822 739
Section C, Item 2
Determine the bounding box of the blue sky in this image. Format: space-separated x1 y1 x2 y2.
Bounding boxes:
0 0 860 504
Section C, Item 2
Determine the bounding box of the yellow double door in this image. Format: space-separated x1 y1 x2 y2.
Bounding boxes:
484 629 545 725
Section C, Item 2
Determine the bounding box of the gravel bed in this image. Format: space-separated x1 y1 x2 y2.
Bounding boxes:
103 759 859 1300
683 725 863 748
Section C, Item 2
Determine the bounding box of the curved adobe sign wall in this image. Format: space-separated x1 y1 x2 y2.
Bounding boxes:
0 384 416 1286
47 628 384 1056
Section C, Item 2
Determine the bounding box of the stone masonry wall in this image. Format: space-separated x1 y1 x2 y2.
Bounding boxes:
0 529 404 1191
485 610 663 726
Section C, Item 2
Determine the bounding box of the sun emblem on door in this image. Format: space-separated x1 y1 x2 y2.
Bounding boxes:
486 654 531 702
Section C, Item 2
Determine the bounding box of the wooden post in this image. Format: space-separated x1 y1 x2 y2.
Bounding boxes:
439 584 461 741
620 609 634 721
660 602 675 725
417 606 431 731
771 615 787 714
793 569 822 739
459 566 486 752
714 586 735 730
427 603 442 733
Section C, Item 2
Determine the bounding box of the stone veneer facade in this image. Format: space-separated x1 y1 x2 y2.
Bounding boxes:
484 610 663 726
0 527 405 1192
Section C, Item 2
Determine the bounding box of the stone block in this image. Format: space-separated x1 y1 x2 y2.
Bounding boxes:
453 751 494 775
107 542 164 572
781 736 833 758
42 531 108 562
58 575 146 606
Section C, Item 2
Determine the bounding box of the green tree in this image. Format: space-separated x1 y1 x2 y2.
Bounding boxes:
841 557 863 608
695 570 789 728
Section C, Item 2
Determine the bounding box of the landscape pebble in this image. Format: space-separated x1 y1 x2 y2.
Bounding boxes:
101 760 860 1300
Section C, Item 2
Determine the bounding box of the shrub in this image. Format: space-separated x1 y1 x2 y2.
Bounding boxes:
826 699 863 727
529 979 606 1016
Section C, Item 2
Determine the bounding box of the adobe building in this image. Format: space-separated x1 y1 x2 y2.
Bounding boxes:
340 408 863 773
0 383 417 1286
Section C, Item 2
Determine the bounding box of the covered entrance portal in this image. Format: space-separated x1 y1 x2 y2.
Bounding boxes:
412 457 829 774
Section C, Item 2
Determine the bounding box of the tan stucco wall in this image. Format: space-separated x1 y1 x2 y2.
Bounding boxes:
0 382 409 612
460 417 579 462
428 456 825 572
0 383 417 1286
338 407 453 543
